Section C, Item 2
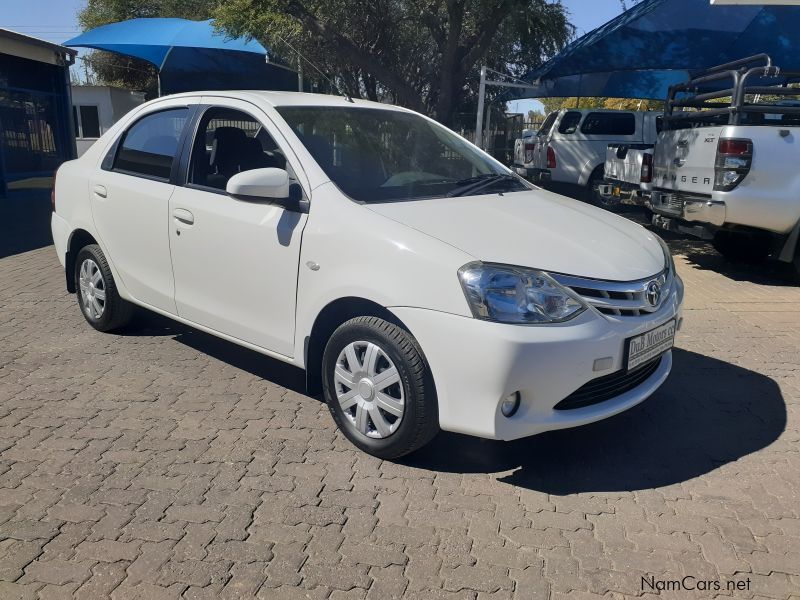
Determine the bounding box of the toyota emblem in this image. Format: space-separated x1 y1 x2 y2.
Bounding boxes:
645 280 661 307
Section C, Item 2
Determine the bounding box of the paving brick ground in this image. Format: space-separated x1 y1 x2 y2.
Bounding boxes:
1 220 799 599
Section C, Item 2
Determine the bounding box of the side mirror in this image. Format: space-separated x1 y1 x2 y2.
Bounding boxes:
226 168 309 213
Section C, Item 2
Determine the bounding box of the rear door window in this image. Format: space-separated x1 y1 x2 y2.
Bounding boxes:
113 108 189 180
580 112 636 136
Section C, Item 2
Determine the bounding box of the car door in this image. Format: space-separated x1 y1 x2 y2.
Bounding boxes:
90 100 196 313
168 99 308 358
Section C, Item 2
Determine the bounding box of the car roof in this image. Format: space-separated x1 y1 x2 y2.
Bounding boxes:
156 90 412 112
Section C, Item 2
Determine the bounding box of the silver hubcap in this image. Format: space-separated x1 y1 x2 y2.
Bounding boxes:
334 341 404 439
79 259 106 319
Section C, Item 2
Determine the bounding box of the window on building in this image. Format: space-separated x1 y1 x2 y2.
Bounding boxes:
114 108 189 180
580 112 636 135
79 106 101 138
73 105 101 139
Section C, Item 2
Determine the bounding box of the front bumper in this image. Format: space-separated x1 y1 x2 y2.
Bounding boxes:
648 191 726 227
391 276 683 441
513 166 551 183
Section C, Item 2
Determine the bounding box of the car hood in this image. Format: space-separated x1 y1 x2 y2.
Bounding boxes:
366 188 665 281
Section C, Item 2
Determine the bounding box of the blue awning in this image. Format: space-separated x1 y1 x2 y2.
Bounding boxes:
65 18 301 95
511 0 800 99
65 18 268 68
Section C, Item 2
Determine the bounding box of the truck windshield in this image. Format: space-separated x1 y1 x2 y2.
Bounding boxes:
276 106 526 202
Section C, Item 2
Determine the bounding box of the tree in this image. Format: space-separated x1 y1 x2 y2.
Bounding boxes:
213 0 572 125
537 96 662 115
78 0 218 97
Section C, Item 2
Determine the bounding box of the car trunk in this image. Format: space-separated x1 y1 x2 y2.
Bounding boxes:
652 127 722 195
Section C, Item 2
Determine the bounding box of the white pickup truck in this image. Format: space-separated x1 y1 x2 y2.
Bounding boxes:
599 142 656 206
513 109 660 205
648 55 800 275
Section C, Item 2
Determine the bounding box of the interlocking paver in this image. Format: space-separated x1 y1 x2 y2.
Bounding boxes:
1 226 799 598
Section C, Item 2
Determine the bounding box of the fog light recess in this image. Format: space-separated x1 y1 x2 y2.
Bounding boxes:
500 392 521 418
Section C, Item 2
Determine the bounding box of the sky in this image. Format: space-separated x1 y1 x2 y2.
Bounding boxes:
0 0 622 106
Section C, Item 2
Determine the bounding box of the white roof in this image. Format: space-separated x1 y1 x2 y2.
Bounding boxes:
164 90 411 111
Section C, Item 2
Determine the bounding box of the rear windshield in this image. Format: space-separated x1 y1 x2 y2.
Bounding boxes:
580 112 635 135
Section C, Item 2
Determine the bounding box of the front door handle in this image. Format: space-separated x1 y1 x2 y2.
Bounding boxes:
172 208 194 225
93 185 107 198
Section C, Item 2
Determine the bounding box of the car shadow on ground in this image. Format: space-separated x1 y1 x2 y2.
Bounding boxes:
657 229 799 286
402 348 786 494
118 310 308 394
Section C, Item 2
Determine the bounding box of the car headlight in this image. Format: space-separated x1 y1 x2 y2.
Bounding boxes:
458 262 587 324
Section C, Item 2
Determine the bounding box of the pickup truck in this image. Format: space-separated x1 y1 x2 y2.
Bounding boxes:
513 108 660 205
599 141 657 207
649 54 800 276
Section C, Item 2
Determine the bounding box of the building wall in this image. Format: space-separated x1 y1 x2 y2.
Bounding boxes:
72 86 145 157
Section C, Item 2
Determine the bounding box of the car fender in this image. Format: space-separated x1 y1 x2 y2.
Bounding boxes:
293 183 475 368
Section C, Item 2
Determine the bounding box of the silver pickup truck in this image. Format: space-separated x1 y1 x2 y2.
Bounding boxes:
648 55 800 276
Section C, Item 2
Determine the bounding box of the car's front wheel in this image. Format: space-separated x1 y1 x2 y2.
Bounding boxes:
74 244 133 332
322 316 439 459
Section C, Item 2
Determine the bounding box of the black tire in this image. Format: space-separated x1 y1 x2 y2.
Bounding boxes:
712 230 771 262
74 244 133 332
322 316 438 459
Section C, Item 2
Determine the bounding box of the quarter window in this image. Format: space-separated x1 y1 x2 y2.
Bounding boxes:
580 112 636 135
188 107 287 191
557 111 582 134
114 108 189 180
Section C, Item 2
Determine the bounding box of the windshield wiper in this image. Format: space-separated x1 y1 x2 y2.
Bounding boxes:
446 173 519 197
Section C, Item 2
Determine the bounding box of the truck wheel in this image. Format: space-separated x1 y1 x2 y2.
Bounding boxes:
322 316 439 459
712 231 771 262
74 244 134 332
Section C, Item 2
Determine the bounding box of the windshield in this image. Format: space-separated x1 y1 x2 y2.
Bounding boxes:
276 106 527 202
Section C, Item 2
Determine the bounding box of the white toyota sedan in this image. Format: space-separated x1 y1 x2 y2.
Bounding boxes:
51 91 683 458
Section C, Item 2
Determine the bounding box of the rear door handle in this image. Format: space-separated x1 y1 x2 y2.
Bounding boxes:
93 185 107 198
673 158 685 167
172 208 194 225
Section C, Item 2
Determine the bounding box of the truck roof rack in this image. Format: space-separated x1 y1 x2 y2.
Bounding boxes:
663 54 800 128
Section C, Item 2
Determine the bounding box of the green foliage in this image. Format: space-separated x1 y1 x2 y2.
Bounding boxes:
213 0 572 124
538 96 663 115
78 0 219 97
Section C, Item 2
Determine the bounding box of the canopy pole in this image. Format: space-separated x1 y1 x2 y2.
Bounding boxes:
474 66 487 148
297 52 303 92
157 72 162 97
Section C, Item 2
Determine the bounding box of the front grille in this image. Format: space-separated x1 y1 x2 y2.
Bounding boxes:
552 270 671 317
553 357 662 411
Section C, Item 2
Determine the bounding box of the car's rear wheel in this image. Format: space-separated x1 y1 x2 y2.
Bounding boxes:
322 316 438 459
75 244 133 332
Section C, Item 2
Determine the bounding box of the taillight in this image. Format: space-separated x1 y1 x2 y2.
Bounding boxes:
714 137 752 191
640 153 653 183
546 146 556 169
51 168 58 212
524 141 535 163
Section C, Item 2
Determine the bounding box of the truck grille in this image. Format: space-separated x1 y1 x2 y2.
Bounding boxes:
551 270 671 317
553 357 662 410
